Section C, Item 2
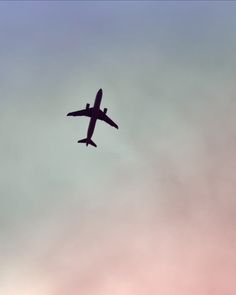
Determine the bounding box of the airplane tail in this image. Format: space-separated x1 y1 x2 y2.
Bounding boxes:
77 138 97 147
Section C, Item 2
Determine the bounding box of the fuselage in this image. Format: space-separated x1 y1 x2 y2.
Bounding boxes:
86 89 103 143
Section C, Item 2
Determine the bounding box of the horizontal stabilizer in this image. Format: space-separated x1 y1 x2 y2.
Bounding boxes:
77 138 97 147
88 139 97 147
77 138 87 144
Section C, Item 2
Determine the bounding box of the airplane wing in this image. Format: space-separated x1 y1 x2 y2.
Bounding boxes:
98 110 119 129
67 108 93 117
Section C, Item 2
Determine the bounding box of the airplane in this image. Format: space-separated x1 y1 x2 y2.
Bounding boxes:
67 88 118 147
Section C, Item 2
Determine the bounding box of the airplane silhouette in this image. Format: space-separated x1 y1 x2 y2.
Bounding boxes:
67 89 118 147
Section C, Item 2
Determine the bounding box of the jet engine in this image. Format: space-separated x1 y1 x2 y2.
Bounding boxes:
86 103 90 109
103 108 108 114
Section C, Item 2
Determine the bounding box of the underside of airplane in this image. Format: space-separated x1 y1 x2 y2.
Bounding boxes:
67 89 118 147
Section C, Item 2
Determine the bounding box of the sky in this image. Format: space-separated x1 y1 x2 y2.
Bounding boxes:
1 1 236 294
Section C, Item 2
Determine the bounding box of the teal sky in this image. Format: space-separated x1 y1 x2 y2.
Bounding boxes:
1 2 236 294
